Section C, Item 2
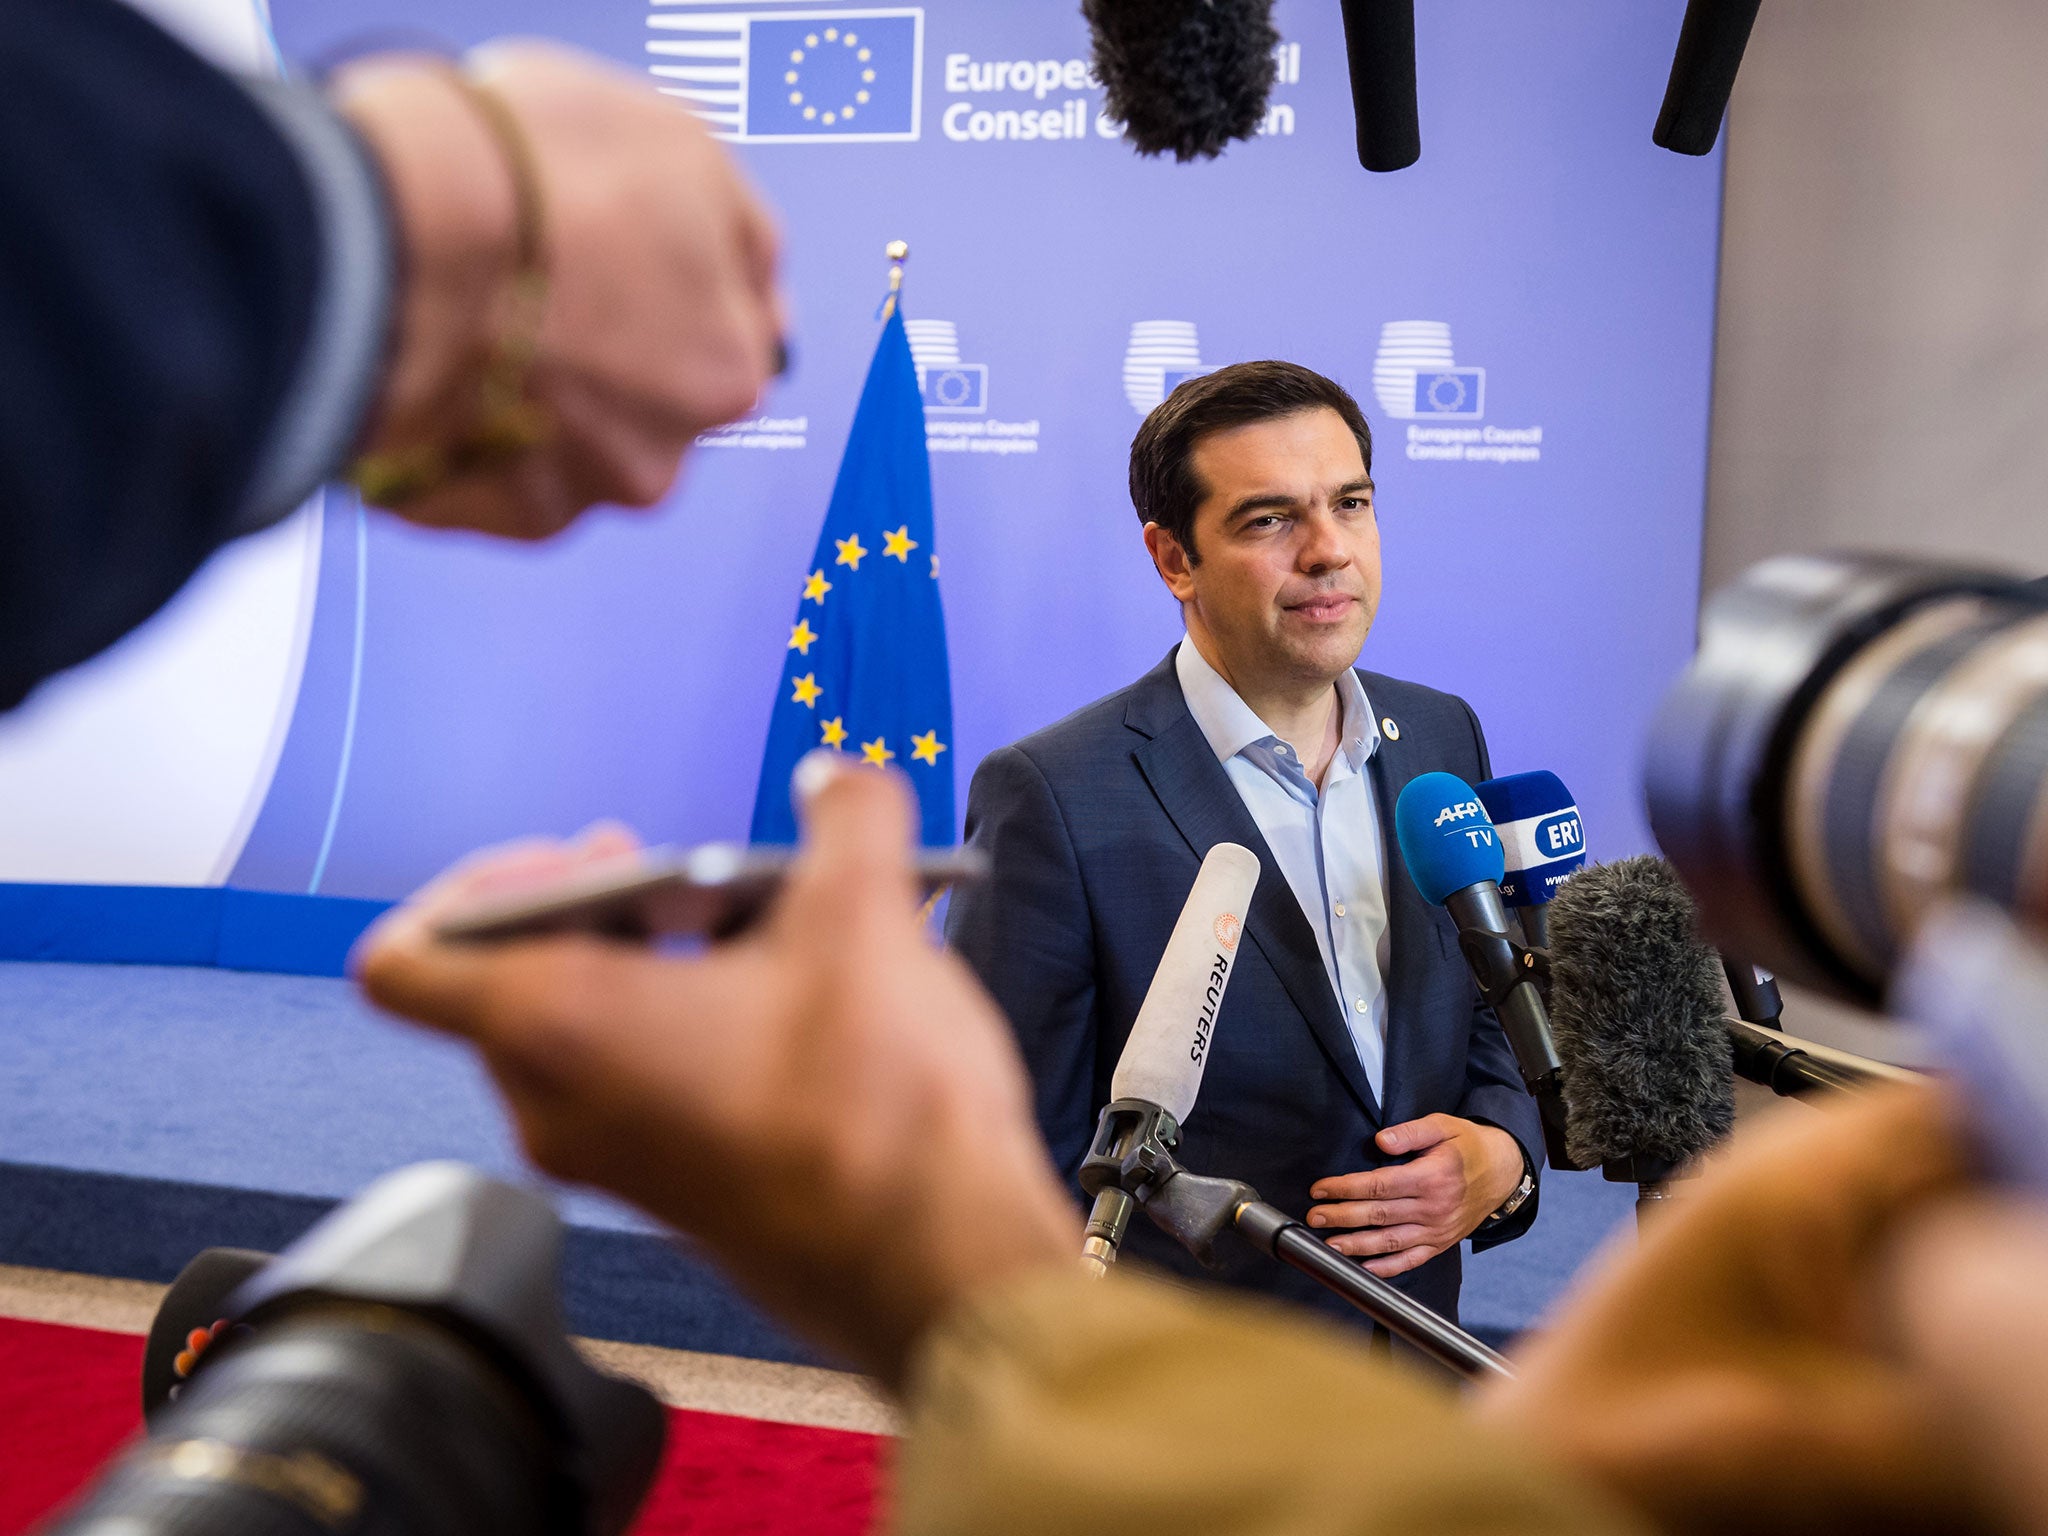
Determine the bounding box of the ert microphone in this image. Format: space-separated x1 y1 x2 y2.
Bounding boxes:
1394 771 1572 1169
1082 0 1279 162
1545 856 1735 1184
1652 0 1763 155
1079 841 1261 1275
1338 0 1420 172
1475 770 1586 950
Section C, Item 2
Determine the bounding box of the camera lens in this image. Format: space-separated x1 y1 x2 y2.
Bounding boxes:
53 1304 563 1536
1646 553 2048 1001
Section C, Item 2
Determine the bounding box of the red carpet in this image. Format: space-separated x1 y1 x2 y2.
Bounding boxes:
0 1315 884 1534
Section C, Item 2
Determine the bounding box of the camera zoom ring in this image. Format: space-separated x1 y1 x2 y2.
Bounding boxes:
1960 693 2048 912
1822 615 2012 969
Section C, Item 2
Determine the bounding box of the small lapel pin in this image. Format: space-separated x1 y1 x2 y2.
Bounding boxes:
1381 716 1400 741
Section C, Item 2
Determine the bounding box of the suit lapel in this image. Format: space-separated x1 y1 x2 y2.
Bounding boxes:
1368 709 1435 1129
1127 661 1383 1123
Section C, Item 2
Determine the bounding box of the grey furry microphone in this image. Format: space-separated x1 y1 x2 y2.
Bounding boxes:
1546 856 1735 1211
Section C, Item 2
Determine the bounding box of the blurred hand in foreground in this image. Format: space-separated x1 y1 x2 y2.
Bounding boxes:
1884 1194 2048 1534
334 43 783 538
1478 1086 1994 1536
353 760 1077 1386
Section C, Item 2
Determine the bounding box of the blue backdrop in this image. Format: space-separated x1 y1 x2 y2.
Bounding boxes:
126 2 1729 948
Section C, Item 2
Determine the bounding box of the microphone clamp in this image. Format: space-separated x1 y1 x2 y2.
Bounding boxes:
1077 1098 1184 1277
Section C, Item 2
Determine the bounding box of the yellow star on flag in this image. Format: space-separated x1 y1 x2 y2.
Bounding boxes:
910 729 947 766
787 618 818 654
790 673 822 708
820 716 848 749
803 569 832 604
930 553 940 579
882 525 918 562
860 736 895 767
835 533 868 570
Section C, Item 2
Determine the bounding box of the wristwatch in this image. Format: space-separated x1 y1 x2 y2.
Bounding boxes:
1479 1148 1536 1229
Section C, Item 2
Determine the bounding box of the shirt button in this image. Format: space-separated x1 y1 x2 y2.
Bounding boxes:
1272 744 1288 756
1354 998 1368 1014
1334 902 1347 917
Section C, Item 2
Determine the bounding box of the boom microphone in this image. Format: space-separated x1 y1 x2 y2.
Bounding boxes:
1546 856 1734 1200
1079 841 1261 1275
1475 770 1586 949
1083 0 1279 162
1338 0 1420 172
1652 0 1763 155
1394 772 1572 1168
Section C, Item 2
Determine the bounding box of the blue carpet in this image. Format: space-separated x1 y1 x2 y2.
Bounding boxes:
0 960 1634 1354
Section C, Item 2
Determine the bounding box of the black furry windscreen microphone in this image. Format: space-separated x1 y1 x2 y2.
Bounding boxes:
1547 856 1734 1168
1083 0 1279 161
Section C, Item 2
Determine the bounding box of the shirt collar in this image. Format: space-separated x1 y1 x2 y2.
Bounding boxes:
1175 636 1381 773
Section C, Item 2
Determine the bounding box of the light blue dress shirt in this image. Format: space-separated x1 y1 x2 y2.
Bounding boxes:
1175 638 1391 1102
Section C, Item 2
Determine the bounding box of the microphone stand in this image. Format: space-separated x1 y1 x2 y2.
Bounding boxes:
1078 1099 1515 1384
1725 1017 1920 1097
1446 884 1575 1172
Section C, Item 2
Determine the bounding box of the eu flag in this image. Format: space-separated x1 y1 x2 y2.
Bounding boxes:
745 13 920 139
750 308 954 846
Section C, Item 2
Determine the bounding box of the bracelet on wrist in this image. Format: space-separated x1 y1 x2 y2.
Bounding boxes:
350 64 551 507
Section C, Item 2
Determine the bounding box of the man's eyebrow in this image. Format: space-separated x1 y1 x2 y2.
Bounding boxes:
1222 491 1302 525
1221 476 1376 526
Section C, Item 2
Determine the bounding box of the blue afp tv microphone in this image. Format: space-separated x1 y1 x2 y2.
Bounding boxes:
1395 772 1574 1170
1475 770 1586 950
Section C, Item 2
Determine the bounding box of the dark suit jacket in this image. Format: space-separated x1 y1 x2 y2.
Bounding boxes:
1 0 374 710
947 648 1542 1330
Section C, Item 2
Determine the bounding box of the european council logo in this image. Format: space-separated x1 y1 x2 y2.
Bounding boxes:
1123 321 1208 415
1372 320 1486 420
647 3 924 143
905 319 987 413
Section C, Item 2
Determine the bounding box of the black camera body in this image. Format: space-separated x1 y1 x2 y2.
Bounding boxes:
51 1163 665 1536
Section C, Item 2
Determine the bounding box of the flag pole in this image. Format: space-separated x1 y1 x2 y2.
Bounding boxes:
879 239 909 320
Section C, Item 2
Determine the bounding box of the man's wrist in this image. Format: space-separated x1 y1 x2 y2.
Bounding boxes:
331 60 521 458
1482 1138 1531 1236
1477 1128 1535 1227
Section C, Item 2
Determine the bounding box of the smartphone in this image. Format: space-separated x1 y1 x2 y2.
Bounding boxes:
433 842 987 945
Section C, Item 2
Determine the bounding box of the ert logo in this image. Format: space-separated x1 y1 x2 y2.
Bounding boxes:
1538 811 1584 856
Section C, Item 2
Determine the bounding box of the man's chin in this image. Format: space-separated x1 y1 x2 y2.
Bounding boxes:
1274 623 1370 683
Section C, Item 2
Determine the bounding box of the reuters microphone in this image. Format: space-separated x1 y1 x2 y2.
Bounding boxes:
1394 772 1573 1168
1078 841 1260 1277
1475 770 1586 950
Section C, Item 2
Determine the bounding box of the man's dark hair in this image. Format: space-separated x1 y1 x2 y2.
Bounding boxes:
1128 360 1373 562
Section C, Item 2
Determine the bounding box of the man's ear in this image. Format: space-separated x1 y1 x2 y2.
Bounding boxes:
1143 522 1198 602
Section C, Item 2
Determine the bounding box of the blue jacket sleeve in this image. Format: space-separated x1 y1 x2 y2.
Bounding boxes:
944 744 1102 1188
1451 695 1545 1250
0 0 392 711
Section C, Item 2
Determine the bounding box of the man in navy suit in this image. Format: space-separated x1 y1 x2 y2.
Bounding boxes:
946 361 1542 1335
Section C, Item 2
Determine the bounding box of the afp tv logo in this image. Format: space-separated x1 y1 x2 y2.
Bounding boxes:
647 3 925 142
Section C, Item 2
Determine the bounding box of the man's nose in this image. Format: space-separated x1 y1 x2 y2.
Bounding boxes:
1297 510 1354 572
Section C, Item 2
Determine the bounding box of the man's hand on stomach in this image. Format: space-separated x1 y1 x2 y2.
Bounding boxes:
1306 1115 1526 1277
